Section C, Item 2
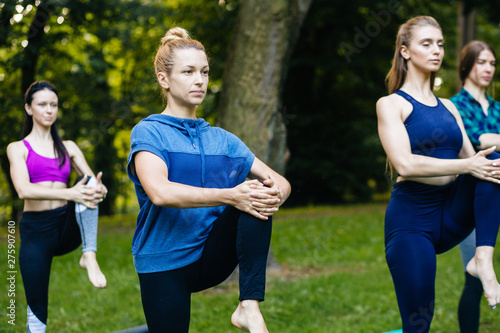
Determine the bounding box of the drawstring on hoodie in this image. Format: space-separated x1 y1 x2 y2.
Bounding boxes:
182 120 206 187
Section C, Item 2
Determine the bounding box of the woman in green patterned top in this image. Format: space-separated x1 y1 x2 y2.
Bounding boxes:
450 40 499 333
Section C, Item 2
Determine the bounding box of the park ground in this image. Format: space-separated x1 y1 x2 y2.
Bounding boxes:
1 203 500 332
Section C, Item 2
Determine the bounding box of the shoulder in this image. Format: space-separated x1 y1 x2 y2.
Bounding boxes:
200 125 233 142
449 93 459 103
208 126 252 154
212 126 244 143
62 140 82 157
7 140 25 151
131 119 164 139
208 125 229 137
63 140 78 150
6 140 27 159
376 93 410 118
491 98 500 109
439 98 462 117
439 98 459 112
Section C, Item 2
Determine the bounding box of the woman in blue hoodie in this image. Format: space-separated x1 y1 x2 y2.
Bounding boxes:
127 27 291 333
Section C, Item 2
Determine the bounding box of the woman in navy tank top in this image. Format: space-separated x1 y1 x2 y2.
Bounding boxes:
376 16 500 333
6 81 108 332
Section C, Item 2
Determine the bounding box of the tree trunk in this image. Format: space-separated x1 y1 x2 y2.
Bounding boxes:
0 0 16 47
21 0 56 94
218 0 312 175
218 0 312 276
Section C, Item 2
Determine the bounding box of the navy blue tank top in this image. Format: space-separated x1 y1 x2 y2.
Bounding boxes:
395 90 463 159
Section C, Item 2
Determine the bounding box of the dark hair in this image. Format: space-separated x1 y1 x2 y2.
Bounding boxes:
385 16 441 94
24 81 67 167
458 40 496 85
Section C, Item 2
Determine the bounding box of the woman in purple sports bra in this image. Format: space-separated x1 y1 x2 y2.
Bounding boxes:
6 81 107 332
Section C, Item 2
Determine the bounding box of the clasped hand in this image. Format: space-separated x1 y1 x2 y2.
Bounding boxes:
71 172 107 209
470 147 500 184
234 179 281 220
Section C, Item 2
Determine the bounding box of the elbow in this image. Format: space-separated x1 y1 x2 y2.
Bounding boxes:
148 192 165 207
148 191 179 207
283 182 292 199
16 188 27 200
393 162 414 177
278 180 292 204
477 142 491 150
396 169 410 178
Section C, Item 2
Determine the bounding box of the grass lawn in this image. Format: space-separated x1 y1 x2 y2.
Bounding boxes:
1 203 500 332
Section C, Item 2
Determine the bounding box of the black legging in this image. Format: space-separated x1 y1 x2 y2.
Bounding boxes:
458 271 483 333
138 206 272 332
19 202 81 326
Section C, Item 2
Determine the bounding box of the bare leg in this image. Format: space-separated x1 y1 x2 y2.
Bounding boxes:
466 246 500 309
80 251 107 288
231 300 269 333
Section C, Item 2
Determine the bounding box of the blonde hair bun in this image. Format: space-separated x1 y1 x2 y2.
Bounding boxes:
161 27 190 46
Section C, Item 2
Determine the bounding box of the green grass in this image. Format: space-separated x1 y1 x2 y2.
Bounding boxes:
1 203 500 332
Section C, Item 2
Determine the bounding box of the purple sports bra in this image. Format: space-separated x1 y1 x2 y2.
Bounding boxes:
23 140 71 184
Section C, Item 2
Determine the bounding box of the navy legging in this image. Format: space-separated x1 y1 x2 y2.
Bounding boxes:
138 206 272 333
385 171 500 333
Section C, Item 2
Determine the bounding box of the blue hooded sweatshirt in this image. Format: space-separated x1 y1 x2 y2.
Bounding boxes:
127 114 255 273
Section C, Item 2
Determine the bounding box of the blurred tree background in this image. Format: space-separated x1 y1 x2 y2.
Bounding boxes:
1 0 499 220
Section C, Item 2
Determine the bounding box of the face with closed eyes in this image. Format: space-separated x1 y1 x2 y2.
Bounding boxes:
158 48 209 111
401 25 444 73
25 89 59 128
466 49 496 89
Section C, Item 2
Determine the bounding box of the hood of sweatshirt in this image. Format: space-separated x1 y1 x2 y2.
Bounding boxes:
143 114 210 187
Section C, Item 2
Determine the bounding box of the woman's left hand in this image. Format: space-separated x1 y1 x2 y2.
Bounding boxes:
249 178 282 217
95 172 107 202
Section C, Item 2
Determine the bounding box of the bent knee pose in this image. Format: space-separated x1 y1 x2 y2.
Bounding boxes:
450 40 500 333
127 27 291 333
7 81 107 332
377 16 500 333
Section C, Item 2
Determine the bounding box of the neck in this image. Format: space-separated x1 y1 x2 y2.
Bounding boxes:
463 80 487 103
27 124 53 142
401 67 434 97
162 103 197 120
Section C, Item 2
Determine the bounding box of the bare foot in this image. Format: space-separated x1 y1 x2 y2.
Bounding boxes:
466 246 500 309
231 300 269 333
79 251 107 288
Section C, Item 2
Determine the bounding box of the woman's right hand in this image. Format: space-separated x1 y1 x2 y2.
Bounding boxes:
70 175 102 208
232 179 281 220
467 146 500 183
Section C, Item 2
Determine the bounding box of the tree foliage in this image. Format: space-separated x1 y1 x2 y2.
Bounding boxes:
283 0 500 205
0 0 239 219
1 0 499 218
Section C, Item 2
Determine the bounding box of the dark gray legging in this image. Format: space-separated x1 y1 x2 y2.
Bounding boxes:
20 203 81 326
138 206 272 333
19 176 98 330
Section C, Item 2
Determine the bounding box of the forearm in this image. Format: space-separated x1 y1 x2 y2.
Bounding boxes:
478 133 500 151
16 183 74 201
147 181 234 208
394 154 471 178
